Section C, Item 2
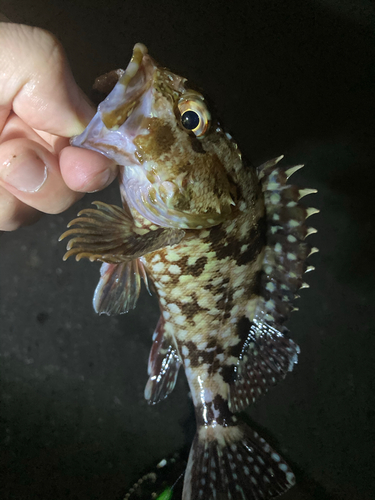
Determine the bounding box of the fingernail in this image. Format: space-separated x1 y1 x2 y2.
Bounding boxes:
68 90 96 136
1 153 48 193
78 91 96 123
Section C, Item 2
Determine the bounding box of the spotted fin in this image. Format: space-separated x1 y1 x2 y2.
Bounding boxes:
257 156 319 325
183 419 295 500
59 201 184 263
229 157 318 412
93 259 149 315
144 316 182 404
229 321 299 412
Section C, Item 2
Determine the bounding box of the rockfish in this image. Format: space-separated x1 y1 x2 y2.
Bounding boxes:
60 44 318 500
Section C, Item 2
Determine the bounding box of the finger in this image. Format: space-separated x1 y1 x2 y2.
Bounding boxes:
0 185 41 231
0 111 70 157
0 137 82 214
0 111 61 152
60 146 118 193
0 23 94 136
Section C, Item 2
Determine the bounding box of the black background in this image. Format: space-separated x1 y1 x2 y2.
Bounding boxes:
0 1 374 499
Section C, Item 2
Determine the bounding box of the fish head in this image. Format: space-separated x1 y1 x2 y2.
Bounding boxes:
72 44 240 229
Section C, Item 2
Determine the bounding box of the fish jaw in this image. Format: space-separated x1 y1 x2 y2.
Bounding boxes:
71 43 155 166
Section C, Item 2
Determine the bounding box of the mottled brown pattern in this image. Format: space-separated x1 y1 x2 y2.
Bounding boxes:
179 301 206 325
134 118 175 159
62 46 311 499
188 135 206 154
220 364 237 384
195 394 233 427
209 214 267 264
204 276 230 293
230 316 252 358
182 341 214 367
144 199 266 395
187 256 208 277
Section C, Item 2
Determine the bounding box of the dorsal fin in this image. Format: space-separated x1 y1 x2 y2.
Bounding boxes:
144 316 182 405
229 157 318 412
257 157 319 325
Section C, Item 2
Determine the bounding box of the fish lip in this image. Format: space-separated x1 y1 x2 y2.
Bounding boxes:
99 49 156 130
70 44 157 166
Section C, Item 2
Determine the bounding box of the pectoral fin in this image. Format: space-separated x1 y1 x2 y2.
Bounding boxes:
59 201 184 263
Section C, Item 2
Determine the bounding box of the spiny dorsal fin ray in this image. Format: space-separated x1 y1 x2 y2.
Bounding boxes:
229 158 317 411
308 247 319 257
285 164 304 179
59 201 184 263
145 316 182 404
306 207 320 218
256 155 284 180
258 158 318 325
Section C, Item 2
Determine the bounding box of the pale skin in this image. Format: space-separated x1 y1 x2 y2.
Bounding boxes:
0 23 117 231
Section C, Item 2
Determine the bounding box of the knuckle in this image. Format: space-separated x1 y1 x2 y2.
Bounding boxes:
30 26 65 70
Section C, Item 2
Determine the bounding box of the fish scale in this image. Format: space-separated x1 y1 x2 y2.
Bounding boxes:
143 210 265 394
60 43 318 500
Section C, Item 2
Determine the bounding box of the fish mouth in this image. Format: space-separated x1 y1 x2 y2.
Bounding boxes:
100 43 152 131
71 43 156 165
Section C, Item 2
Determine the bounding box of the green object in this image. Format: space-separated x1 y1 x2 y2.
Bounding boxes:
156 487 173 500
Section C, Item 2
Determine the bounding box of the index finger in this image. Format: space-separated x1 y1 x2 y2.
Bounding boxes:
0 23 94 137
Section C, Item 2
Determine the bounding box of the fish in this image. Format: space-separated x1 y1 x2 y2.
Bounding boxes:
60 43 318 500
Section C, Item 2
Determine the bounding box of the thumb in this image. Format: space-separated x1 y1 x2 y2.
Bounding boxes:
0 23 94 137
0 138 80 214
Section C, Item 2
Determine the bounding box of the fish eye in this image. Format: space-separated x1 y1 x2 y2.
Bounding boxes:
178 96 210 137
181 110 200 130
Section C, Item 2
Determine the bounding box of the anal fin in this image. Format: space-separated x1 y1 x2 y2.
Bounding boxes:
144 316 181 404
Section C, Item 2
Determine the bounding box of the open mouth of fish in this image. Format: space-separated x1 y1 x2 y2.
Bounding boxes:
72 43 153 162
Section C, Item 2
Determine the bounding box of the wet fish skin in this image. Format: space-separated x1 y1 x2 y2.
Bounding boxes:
60 44 318 500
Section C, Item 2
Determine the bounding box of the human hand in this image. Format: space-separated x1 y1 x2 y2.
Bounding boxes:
0 23 117 231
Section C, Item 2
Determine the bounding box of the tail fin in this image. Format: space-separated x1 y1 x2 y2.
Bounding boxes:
183 420 295 500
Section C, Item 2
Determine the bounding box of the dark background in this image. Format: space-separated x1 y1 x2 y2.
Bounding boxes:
0 1 374 499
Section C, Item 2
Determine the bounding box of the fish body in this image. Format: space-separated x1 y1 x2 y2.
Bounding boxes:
60 44 318 500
